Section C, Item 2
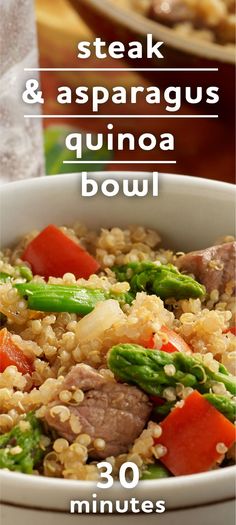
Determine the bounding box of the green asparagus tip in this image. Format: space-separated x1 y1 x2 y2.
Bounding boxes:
113 262 205 300
141 463 171 480
0 412 48 473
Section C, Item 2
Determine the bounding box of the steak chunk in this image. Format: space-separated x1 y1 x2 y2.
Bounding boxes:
177 242 236 294
44 364 151 458
63 363 107 391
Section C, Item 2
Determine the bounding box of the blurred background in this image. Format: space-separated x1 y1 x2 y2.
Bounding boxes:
2 0 235 182
35 0 235 182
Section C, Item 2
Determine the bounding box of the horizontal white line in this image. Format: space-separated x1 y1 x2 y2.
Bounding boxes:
24 114 218 119
24 67 219 72
63 161 176 164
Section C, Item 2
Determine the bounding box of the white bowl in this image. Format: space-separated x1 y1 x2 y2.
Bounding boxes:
0 173 235 525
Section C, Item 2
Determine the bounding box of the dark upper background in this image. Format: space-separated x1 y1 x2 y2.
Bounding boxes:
36 0 235 183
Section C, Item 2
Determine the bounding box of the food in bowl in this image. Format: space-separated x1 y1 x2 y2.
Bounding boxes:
113 0 236 45
0 222 235 480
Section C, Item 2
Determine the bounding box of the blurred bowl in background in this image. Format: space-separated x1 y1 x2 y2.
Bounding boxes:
69 0 235 114
36 0 141 92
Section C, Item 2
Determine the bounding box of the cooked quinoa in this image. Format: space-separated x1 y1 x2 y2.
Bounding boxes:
0 224 235 480
112 0 236 46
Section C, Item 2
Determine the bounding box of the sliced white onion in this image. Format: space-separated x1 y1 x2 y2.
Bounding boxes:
76 300 125 344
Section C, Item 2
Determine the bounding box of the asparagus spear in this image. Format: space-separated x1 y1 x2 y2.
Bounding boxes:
204 394 236 423
0 266 33 283
0 412 47 473
0 272 11 282
153 401 175 418
113 262 205 300
174 352 235 395
108 344 236 397
15 282 133 314
141 463 171 480
153 395 236 423
16 265 33 281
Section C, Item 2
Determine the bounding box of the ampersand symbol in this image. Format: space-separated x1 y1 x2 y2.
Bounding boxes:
22 79 44 104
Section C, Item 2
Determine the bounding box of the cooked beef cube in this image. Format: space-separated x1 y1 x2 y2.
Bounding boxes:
44 364 151 458
177 242 236 294
63 363 107 391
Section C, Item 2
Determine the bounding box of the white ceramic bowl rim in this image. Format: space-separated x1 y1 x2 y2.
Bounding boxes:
1 171 235 194
0 466 235 513
1 173 235 252
1 463 235 490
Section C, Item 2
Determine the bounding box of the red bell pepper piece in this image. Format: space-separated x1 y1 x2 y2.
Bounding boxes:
0 328 34 375
22 224 100 280
154 390 235 476
160 326 191 353
224 327 236 335
144 326 191 354
144 336 155 349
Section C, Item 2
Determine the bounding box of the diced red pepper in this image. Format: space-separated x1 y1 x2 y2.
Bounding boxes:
154 391 236 476
0 328 34 375
22 224 100 280
160 326 191 353
144 336 155 349
224 327 236 335
144 326 191 354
